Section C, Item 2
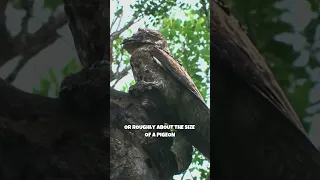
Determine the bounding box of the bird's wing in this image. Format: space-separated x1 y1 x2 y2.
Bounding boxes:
149 47 207 106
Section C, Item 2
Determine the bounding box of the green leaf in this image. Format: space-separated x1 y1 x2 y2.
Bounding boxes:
48 68 61 96
48 68 58 85
35 78 51 96
120 80 136 92
40 78 50 89
114 8 123 17
61 58 81 77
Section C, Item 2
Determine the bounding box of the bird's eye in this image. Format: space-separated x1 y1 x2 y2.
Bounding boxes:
135 32 141 37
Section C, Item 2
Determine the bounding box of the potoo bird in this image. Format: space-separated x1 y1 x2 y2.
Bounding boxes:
211 0 320 180
122 28 210 159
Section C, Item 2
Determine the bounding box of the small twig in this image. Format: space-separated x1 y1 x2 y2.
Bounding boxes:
111 66 130 88
115 61 121 73
6 56 31 83
110 16 119 30
16 0 35 44
110 15 142 41
110 13 141 85
181 170 187 180
115 13 123 31
111 77 121 88
110 65 131 82
188 169 195 179
110 1 121 30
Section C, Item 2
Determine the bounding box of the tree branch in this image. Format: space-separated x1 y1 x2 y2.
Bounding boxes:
110 65 131 83
110 15 141 42
0 0 14 66
109 14 140 84
0 77 110 179
5 11 68 83
15 0 35 43
63 0 109 68
211 0 320 179
0 7 68 77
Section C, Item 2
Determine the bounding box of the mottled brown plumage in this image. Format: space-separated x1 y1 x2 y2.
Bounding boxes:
123 28 210 159
123 28 205 105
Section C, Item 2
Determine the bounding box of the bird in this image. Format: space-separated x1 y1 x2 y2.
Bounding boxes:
122 28 206 105
122 28 210 159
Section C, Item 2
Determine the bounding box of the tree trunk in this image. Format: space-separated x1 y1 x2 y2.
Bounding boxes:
211 0 320 179
0 0 194 180
0 0 110 179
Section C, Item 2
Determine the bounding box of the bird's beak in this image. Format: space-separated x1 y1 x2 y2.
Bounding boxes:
121 38 129 45
122 38 135 45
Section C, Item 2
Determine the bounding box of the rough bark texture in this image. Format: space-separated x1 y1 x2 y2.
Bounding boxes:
122 28 210 160
110 87 193 179
62 1 193 179
0 0 193 180
0 0 110 179
126 44 210 159
64 0 109 68
211 0 320 179
0 77 110 180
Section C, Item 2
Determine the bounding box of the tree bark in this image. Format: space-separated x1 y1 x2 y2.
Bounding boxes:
0 0 110 179
0 0 194 180
211 0 320 179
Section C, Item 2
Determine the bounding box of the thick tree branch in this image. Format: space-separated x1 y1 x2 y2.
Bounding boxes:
63 0 109 68
211 0 320 179
110 87 192 179
0 76 110 179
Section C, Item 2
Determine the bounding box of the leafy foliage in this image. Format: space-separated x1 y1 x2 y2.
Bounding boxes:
159 6 210 101
33 58 81 97
130 0 183 26
120 80 136 92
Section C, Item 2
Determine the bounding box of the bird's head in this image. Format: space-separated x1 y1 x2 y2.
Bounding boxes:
122 28 169 54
